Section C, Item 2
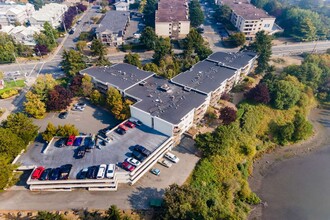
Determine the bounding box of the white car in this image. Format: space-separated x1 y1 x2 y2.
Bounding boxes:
158 159 172 168
97 164 107 179
164 152 180 163
106 164 115 179
126 157 141 167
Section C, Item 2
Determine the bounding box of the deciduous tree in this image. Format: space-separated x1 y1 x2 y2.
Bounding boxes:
62 49 87 76
124 53 142 68
245 83 270 104
272 80 301 109
106 87 123 118
42 122 57 142
32 74 58 102
81 75 93 97
140 27 158 50
46 85 73 111
228 32 246 47
219 107 237 125
24 91 46 119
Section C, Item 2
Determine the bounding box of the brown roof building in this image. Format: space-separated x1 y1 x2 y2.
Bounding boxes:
155 0 190 39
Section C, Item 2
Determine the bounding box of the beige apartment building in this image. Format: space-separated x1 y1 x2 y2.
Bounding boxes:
155 0 190 39
219 0 277 39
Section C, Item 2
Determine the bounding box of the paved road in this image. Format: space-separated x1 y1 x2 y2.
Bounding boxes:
272 40 330 55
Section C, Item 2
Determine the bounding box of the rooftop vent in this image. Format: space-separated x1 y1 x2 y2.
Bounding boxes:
139 81 147 86
159 84 171 92
183 86 191 92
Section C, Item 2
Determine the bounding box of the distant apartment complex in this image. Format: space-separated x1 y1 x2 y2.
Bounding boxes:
218 0 278 39
0 24 42 45
81 51 257 143
29 3 68 28
155 0 190 39
0 2 34 27
95 11 130 46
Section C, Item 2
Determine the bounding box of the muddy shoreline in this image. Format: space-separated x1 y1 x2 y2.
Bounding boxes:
248 108 330 220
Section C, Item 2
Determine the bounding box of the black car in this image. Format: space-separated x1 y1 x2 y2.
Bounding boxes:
77 168 88 179
56 138 66 148
87 166 98 179
132 150 146 162
134 145 152 157
39 168 52 180
99 127 111 135
84 136 92 145
130 120 142 126
58 111 68 119
49 167 61 180
77 146 86 159
59 164 72 180
115 128 126 135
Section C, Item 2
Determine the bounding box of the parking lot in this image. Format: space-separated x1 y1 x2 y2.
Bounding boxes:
18 122 170 180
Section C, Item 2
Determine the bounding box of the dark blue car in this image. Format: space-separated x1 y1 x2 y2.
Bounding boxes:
39 168 52 180
134 145 151 156
74 137 83 146
49 168 60 180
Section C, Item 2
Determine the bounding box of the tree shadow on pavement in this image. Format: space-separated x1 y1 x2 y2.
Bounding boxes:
128 186 165 210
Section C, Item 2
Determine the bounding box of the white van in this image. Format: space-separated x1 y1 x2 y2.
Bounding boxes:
97 164 106 179
106 164 115 179
164 152 180 163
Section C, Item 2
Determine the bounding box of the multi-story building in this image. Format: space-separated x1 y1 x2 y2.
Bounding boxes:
81 51 257 143
95 11 130 46
155 0 190 39
0 24 42 45
0 2 34 27
114 2 129 11
219 0 277 39
29 3 67 28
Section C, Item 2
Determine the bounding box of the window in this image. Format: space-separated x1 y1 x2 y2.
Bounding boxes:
264 24 270 28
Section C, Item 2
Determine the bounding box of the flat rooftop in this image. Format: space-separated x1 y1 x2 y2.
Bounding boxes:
171 60 237 94
18 124 169 179
207 51 257 69
96 11 130 33
80 63 154 91
221 0 274 20
126 76 207 124
156 0 189 22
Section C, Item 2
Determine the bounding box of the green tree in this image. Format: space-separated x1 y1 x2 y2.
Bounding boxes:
124 53 142 68
91 38 106 57
34 211 65 220
272 80 301 109
292 112 313 141
228 32 246 47
140 27 158 50
214 4 232 23
90 89 102 104
277 122 295 145
24 91 46 119
1 113 39 145
42 122 57 142
0 71 4 80
105 205 122 220
76 40 87 52
0 155 15 190
189 0 204 27
81 75 93 97
62 49 87 76
32 74 58 102
153 37 172 65
143 0 157 27
0 33 15 63
42 22 58 50
143 63 159 73
106 87 123 119
0 128 26 160
56 124 79 137
251 31 272 74
293 17 317 42
158 55 180 78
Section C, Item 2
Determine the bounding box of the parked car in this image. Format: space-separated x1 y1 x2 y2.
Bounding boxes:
66 135 75 146
126 157 141 167
134 145 152 157
129 118 142 126
59 164 72 180
77 168 88 179
87 166 98 179
132 150 146 162
77 146 86 158
49 167 61 180
164 152 180 163
39 168 51 180
150 168 160 176
119 124 129 131
99 127 112 135
59 111 68 119
122 161 135 172
106 164 115 178
115 128 126 135
125 121 135 128
74 102 86 108
72 106 85 111
97 164 107 179
158 159 172 168
56 138 66 148
31 166 45 179
74 137 83 146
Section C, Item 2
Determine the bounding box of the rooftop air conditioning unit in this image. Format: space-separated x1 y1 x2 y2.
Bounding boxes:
183 86 191 92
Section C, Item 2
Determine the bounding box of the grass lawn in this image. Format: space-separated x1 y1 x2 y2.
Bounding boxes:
0 79 25 95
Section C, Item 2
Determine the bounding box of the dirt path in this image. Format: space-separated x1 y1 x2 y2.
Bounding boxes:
248 108 330 220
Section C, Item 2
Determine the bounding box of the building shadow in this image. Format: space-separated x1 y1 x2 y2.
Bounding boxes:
128 186 165 210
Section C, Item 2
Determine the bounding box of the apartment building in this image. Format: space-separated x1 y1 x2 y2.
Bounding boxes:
81 51 257 143
95 11 130 46
0 2 34 27
29 3 68 28
0 24 42 45
114 2 129 11
155 0 190 39
219 0 276 39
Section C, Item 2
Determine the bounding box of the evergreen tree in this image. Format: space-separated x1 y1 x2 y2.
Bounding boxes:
61 49 87 76
189 0 204 27
124 53 142 68
251 31 272 74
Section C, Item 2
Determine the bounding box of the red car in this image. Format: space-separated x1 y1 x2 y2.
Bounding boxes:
122 161 135 172
125 121 135 128
119 124 129 131
66 135 76 146
31 166 45 179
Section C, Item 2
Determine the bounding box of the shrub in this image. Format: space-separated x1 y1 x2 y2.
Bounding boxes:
0 89 18 99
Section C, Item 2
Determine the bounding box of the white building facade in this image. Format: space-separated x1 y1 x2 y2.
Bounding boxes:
0 2 34 27
29 3 67 28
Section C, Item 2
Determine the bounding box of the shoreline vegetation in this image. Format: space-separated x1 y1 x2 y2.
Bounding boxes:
159 53 329 219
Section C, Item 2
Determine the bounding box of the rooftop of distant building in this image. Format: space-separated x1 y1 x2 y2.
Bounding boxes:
95 10 129 33
155 0 189 22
